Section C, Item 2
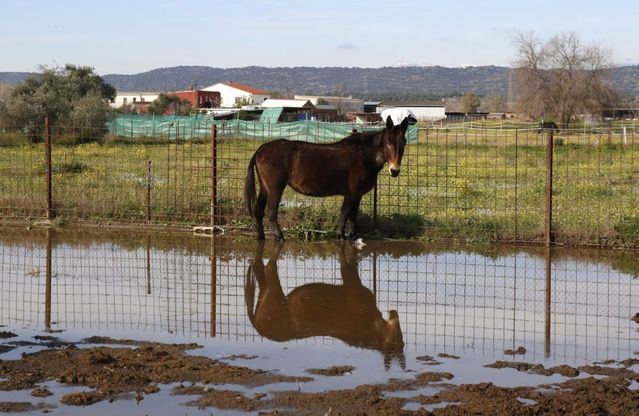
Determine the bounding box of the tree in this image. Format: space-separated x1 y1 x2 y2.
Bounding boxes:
481 94 508 113
115 103 136 114
234 96 253 108
1 64 114 139
147 93 193 115
512 31 617 126
461 91 481 113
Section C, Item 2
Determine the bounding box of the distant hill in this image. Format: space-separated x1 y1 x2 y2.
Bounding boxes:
0 72 31 85
97 65 511 99
2 65 639 99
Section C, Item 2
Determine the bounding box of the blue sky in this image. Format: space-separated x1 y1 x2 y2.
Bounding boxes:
1 0 637 74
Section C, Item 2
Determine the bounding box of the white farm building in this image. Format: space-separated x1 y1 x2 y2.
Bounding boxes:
202 81 271 108
377 105 446 121
111 91 159 108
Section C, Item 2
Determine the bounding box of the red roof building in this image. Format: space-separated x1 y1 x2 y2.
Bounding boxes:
171 89 221 109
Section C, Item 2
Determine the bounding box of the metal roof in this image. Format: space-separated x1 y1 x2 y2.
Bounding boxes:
261 99 314 109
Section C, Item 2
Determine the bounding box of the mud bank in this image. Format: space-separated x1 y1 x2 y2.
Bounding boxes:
1 337 638 415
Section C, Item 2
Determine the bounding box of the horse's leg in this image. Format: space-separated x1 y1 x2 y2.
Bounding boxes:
339 242 362 286
255 188 267 240
338 195 353 240
346 195 362 240
266 184 285 241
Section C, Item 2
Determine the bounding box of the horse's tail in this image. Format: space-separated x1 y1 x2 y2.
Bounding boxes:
244 153 258 221
244 263 257 327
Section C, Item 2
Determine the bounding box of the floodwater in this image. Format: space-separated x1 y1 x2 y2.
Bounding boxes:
0 226 638 415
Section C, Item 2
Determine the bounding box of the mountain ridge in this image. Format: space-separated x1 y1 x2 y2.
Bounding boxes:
1 65 638 99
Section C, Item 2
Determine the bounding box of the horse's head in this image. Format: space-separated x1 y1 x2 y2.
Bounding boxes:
383 116 409 177
375 309 404 352
375 309 405 370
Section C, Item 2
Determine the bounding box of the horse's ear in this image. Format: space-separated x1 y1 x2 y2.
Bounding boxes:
386 116 393 131
400 117 409 133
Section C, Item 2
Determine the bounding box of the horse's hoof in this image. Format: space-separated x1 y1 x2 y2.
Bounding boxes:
348 233 359 241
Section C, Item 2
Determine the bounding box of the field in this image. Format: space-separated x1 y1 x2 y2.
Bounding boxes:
2 125 639 247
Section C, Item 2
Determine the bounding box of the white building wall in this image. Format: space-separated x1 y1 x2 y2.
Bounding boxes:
202 83 270 108
378 106 446 121
112 92 159 108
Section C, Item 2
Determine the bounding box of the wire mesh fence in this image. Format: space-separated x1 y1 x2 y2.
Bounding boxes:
0 229 636 362
1 118 639 247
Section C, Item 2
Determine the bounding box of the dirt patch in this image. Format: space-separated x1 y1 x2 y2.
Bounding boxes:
174 370 455 414
416 355 441 366
222 354 259 361
33 335 59 342
174 385 261 412
0 401 54 413
413 375 639 416
82 336 182 347
504 346 527 356
60 391 105 406
306 365 354 376
437 353 459 360
578 365 639 381
0 340 311 407
0 332 17 340
485 361 580 377
142 384 160 394
8 338 75 349
31 387 53 397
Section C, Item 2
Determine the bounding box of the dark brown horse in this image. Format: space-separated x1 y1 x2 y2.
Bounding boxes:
244 242 405 368
245 116 409 240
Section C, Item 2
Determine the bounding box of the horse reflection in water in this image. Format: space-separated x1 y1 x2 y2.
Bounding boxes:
245 242 405 369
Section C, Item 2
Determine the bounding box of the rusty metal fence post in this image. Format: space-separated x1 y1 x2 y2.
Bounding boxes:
44 117 54 219
545 130 554 245
146 160 152 221
211 124 218 227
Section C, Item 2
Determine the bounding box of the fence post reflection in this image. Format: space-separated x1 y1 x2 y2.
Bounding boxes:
146 233 152 295
545 246 552 357
44 229 52 331
210 235 217 337
372 251 378 300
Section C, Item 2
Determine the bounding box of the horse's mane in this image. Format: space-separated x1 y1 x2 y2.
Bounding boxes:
337 129 383 146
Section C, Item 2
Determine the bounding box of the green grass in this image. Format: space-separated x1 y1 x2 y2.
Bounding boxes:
1 130 639 247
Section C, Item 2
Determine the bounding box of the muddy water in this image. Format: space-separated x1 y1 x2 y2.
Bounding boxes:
0 226 638 415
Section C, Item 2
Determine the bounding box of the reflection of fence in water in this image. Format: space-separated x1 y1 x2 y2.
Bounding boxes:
0 233 637 361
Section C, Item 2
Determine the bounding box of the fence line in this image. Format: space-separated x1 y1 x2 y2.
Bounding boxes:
1 118 639 247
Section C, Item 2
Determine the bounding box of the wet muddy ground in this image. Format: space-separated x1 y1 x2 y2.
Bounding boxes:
0 226 638 415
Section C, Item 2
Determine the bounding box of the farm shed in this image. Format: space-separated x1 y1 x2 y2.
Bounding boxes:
202 81 271 108
294 95 364 114
261 99 315 122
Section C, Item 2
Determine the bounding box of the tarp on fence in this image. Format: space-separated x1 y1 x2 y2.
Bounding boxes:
106 115 418 143
259 107 283 123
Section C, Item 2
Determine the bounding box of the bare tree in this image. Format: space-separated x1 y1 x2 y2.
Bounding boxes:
512 31 617 126
481 94 508 113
